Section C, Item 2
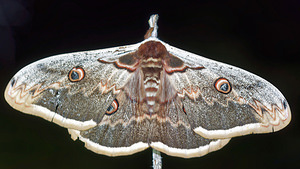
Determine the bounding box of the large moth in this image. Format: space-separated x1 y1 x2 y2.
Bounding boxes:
5 14 291 159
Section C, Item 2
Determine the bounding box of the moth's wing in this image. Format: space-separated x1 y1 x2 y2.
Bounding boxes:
148 90 230 158
67 69 151 156
164 43 291 139
67 89 230 158
4 43 140 130
67 89 151 156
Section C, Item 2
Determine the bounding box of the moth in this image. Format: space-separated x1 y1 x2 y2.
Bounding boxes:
5 14 291 159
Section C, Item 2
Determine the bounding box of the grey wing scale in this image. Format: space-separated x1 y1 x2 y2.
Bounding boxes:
68 91 150 156
4 43 139 130
164 43 291 139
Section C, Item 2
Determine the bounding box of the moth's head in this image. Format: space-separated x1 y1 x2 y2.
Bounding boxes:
137 41 167 59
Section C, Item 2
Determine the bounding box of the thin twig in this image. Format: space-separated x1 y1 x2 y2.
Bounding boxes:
152 148 162 169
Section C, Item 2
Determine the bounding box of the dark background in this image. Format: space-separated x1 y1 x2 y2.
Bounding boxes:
0 0 299 168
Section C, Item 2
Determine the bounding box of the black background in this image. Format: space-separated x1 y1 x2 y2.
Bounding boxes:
0 0 299 168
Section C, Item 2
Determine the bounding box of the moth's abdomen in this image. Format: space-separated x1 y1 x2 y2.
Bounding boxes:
138 41 167 112
141 61 163 112
143 73 160 112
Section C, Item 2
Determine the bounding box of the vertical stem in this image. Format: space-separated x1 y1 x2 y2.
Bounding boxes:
148 14 159 38
152 148 162 169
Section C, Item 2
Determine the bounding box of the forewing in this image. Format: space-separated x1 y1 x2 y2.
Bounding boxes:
4 43 140 130
164 43 291 139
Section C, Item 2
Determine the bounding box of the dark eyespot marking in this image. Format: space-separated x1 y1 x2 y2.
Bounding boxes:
105 99 119 115
214 77 232 94
68 66 85 82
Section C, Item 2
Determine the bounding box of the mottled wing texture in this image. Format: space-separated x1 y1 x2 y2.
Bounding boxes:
5 36 291 159
4 13 291 159
4 43 140 130
68 90 151 156
68 85 230 158
163 42 291 139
